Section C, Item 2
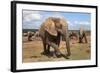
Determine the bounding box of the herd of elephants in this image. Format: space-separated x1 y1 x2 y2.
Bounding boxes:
23 17 88 58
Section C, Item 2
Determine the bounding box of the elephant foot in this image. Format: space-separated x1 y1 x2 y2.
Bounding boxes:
79 41 83 43
47 51 54 58
66 52 71 57
55 51 62 58
28 39 32 41
41 51 48 55
41 51 51 57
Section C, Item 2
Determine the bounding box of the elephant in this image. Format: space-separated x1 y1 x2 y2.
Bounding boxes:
69 32 78 40
23 33 28 37
32 31 41 40
39 17 71 57
78 28 87 43
27 31 33 41
34 31 40 37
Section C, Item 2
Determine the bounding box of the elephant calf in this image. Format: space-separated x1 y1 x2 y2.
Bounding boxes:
39 17 71 58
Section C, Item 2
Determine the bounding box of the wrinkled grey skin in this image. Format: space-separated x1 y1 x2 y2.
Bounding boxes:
39 17 71 57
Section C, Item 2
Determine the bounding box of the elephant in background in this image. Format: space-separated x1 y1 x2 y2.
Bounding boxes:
69 32 78 40
39 17 71 57
78 28 88 43
27 31 34 41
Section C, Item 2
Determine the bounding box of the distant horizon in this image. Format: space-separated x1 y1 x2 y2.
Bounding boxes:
22 28 91 31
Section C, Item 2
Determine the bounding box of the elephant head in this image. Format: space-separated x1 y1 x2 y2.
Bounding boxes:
43 17 68 36
39 17 71 56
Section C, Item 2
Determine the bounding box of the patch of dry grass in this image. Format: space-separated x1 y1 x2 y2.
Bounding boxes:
22 36 91 63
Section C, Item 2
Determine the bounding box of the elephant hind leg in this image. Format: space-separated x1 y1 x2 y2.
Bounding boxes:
83 33 88 43
79 36 83 43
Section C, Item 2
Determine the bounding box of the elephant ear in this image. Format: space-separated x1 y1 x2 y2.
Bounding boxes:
60 18 68 28
44 18 57 36
60 18 68 41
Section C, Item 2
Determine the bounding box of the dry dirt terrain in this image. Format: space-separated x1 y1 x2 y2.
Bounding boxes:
22 36 91 63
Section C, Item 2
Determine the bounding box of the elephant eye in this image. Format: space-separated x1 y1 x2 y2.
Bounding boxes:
58 24 62 29
60 24 62 28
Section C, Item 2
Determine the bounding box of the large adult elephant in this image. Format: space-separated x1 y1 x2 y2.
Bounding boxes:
39 17 71 57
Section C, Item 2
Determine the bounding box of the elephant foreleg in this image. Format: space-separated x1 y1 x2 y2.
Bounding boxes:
56 37 60 47
42 40 47 55
47 45 50 54
42 31 48 55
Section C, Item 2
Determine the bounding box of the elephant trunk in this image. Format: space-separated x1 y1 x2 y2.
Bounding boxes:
62 31 71 56
61 21 71 56
65 34 71 56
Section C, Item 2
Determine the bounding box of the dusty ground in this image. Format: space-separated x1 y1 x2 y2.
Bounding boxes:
22 36 91 63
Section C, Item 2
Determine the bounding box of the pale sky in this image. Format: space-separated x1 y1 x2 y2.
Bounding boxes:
22 10 91 30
